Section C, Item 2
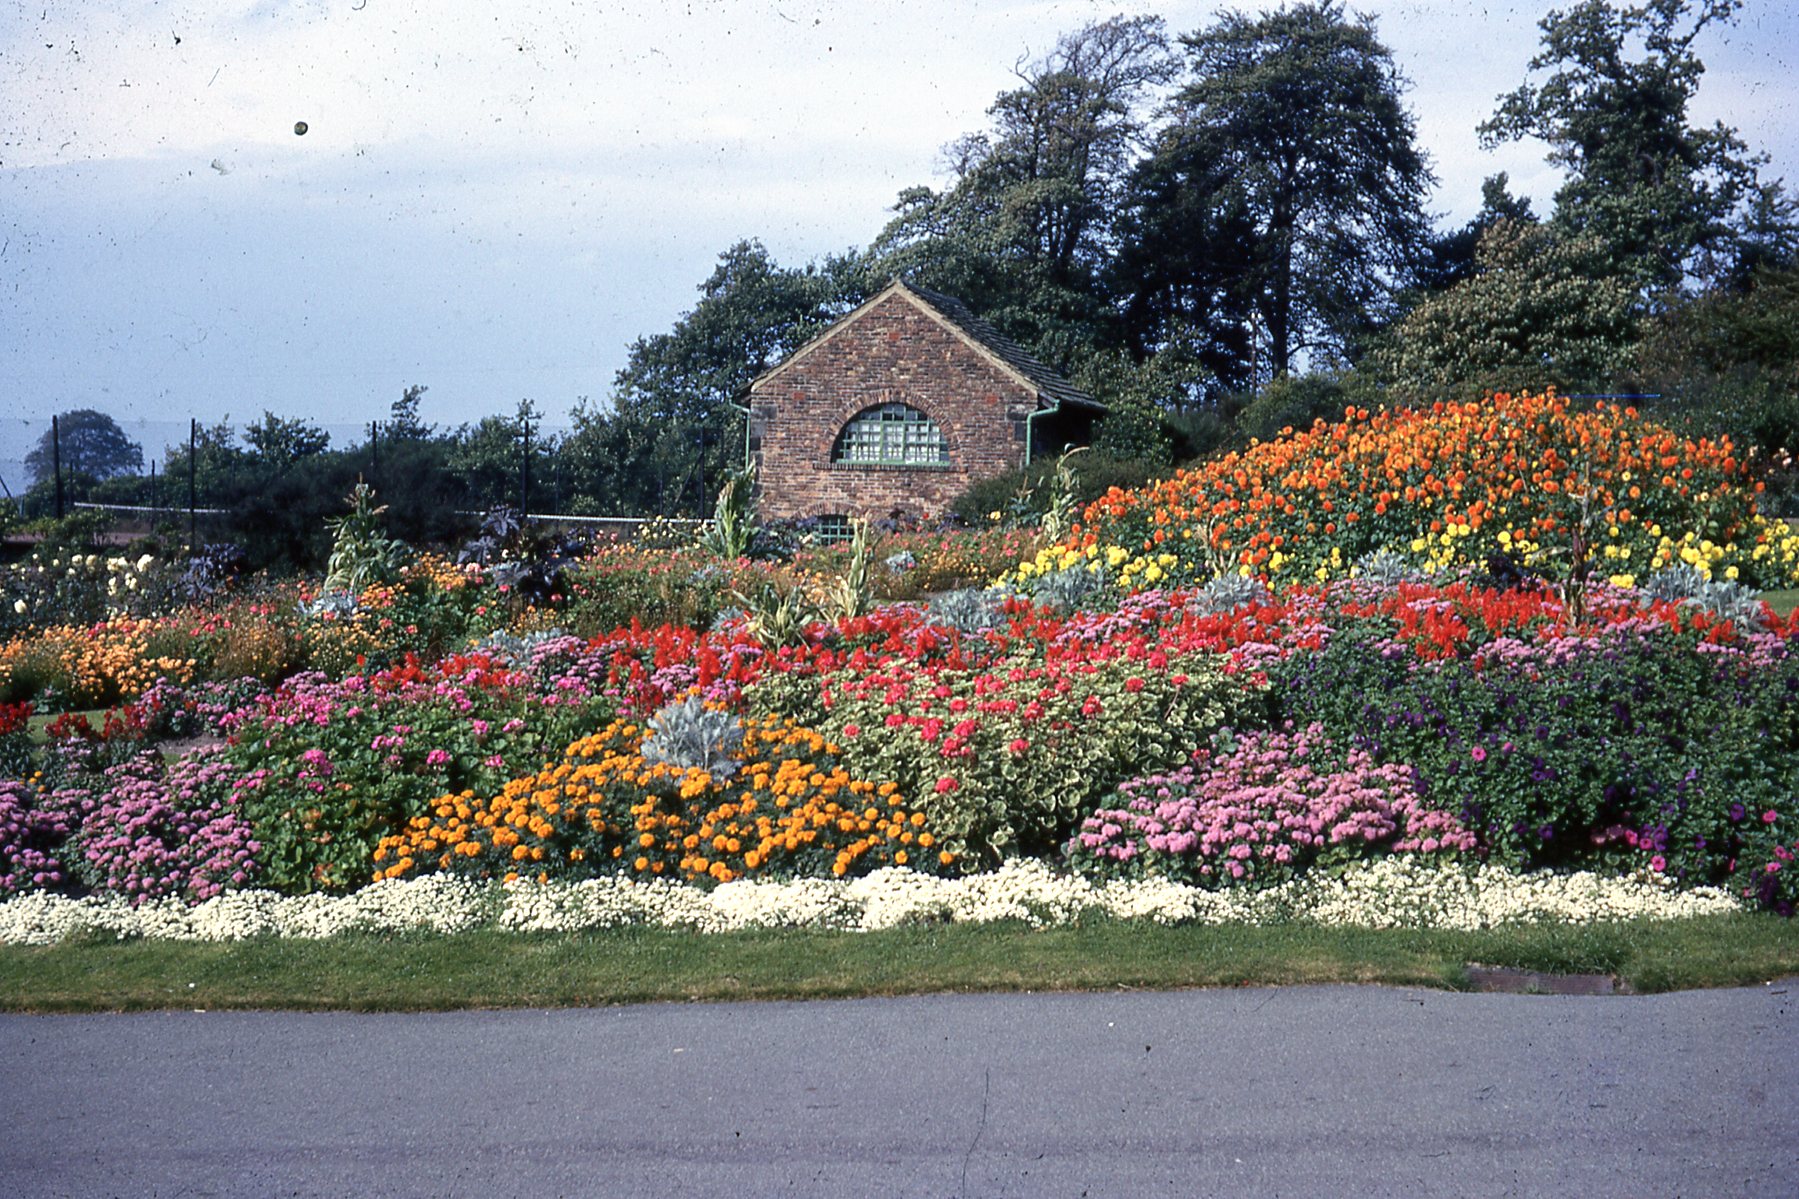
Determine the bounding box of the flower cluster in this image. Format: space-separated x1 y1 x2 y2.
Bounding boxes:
1070 725 1476 885
0 857 1743 945
0 778 78 894
218 653 615 892
0 618 197 709
807 639 1239 862
1072 392 1798 589
374 712 946 886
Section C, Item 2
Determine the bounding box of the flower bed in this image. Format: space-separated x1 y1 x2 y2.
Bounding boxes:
1067 392 1799 590
0 857 1743 945
1 450 1796 942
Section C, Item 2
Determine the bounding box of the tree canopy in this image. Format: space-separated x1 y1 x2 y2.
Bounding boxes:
25 409 143 484
864 15 1174 370
1122 1 1435 382
1479 0 1785 298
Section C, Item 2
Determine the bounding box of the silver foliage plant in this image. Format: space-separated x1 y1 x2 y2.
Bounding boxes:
640 695 745 780
1638 564 1770 631
1020 561 1115 613
926 587 1012 634
466 627 568 665
1352 547 1429 590
1185 572 1268 617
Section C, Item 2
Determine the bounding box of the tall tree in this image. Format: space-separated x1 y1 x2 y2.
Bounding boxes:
385 384 434 442
1478 0 1775 298
25 409 143 484
866 14 1174 369
608 240 863 514
1123 1 1434 383
244 412 330 471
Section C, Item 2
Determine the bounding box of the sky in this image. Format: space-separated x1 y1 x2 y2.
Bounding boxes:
2 0 1797 482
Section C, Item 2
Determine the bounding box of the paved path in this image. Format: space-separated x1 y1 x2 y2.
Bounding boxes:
3 982 1794 1197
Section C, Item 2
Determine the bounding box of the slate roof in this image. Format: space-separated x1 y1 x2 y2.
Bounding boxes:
898 282 1105 412
745 279 1105 413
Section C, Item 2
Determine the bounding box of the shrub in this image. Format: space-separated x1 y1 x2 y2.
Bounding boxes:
223 657 614 892
1268 622 1799 883
0 778 78 894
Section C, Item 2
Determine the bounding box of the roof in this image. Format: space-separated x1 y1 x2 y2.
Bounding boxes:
745 279 1105 413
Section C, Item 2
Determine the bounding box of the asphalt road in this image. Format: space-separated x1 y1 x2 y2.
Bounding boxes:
2 982 1794 1198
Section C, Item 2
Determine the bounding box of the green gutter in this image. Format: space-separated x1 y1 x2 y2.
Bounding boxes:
1023 394 1062 466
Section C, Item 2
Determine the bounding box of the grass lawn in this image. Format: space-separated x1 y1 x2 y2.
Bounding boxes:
3 914 1796 1013
1764 589 1799 618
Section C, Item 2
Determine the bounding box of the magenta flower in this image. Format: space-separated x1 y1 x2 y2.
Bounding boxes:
1470 745 1487 763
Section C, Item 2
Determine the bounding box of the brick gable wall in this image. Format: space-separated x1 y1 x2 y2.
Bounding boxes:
748 290 1036 522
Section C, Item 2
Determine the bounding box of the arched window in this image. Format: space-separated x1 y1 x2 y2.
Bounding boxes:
832 402 949 466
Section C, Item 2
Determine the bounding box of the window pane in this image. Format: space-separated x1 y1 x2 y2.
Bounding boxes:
833 403 946 465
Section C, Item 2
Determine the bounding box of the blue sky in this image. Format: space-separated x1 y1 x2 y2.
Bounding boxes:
3 0 1796 462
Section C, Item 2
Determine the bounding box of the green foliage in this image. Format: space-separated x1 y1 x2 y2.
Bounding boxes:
24 409 144 486
693 466 759 560
446 400 548 515
1126 0 1434 379
1630 265 1799 512
817 649 1241 861
864 15 1173 369
1270 626 1799 884
1373 220 1641 398
605 241 862 515
817 517 873 623
322 483 409 595
1479 0 1782 296
1235 373 1357 445
560 554 734 637
733 579 819 649
244 412 330 470
226 677 612 893
949 454 1175 529
1037 448 1087 545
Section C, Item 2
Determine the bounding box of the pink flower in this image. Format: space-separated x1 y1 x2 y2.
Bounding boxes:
425 749 451 767
842 723 861 738
1471 746 1487 762
934 776 959 794
1007 738 1030 755
1764 810 1779 825
1650 855 1666 873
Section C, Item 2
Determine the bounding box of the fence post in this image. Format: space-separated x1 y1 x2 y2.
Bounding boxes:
52 414 64 520
520 411 531 515
188 418 197 550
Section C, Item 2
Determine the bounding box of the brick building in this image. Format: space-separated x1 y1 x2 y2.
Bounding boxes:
744 280 1103 525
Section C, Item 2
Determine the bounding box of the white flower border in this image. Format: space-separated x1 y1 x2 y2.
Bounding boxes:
0 858 1747 946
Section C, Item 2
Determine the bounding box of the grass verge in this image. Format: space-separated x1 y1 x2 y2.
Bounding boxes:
1763 589 1799 618
3 914 1796 1013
